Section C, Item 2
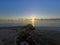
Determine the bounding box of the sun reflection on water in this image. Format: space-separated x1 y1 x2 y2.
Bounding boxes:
31 18 35 26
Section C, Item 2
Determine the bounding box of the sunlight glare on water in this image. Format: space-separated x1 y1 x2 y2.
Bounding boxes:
31 18 35 27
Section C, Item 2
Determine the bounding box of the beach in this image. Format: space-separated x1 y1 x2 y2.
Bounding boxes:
0 26 60 45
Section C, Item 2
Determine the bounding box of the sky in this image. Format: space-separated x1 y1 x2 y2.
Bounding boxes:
0 0 60 19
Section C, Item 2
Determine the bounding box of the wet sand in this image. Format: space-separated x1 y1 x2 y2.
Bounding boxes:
0 26 60 45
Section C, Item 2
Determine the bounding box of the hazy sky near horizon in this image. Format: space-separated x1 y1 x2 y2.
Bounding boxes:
0 0 60 19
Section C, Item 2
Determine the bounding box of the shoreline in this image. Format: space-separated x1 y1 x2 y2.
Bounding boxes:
0 26 60 31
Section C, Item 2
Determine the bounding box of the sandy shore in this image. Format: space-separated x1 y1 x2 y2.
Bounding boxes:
0 26 60 45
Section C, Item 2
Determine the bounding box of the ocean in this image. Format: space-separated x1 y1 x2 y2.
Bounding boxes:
0 20 60 27
0 19 60 30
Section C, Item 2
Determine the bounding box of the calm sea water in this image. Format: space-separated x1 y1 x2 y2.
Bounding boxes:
0 20 60 27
